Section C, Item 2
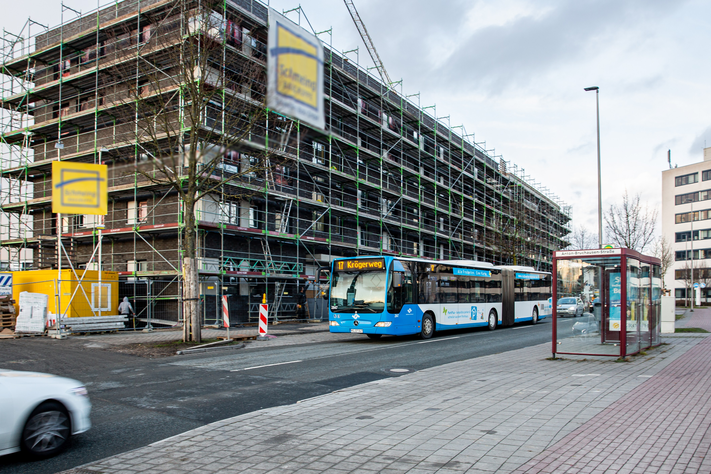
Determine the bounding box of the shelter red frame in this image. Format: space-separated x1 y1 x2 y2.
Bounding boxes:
552 248 662 358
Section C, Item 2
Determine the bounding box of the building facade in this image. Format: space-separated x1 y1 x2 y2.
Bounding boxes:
662 147 711 301
0 0 571 325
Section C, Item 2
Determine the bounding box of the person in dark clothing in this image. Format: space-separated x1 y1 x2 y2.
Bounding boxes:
297 286 307 319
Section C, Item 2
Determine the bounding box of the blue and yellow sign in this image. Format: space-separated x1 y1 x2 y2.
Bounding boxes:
52 161 107 215
267 9 324 129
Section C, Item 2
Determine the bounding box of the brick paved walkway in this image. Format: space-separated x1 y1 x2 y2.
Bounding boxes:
515 335 711 473
676 306 711 331
63 326 709 473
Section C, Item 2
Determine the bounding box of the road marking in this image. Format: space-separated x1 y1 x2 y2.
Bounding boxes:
231 360 303 372
513 326 533 330
417 336 461 344
572 374 601 377
638 375 653 378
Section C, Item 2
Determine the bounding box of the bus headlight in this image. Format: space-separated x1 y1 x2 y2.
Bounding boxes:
329 321 340 326
374 322 392 327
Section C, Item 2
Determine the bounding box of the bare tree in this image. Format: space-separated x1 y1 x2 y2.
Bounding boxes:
604 190 658 253
566 225 597 250
698 260 711 304
654 236 674 291
115 1 283 341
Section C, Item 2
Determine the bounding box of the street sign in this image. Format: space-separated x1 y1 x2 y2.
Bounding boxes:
0 273 12 296
694 283 700 289
52 161 108 215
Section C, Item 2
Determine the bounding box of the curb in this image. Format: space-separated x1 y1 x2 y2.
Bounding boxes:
176 342 245 355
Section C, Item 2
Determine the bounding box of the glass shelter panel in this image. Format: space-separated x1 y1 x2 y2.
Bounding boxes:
652 265 662 346
555 257 621 356
627 259 641 355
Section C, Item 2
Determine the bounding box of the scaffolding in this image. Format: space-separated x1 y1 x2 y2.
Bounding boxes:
0 0 571 326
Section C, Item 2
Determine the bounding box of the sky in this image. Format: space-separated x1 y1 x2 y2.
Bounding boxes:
5 0 711 240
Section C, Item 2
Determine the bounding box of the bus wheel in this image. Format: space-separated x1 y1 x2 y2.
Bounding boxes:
421 314 435 339
531 307 539 325
487 310 497 331
367 334 382 340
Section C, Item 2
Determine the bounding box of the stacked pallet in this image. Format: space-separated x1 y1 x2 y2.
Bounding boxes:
0 295 16 329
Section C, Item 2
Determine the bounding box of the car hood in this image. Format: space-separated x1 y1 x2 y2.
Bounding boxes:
0 369 84 388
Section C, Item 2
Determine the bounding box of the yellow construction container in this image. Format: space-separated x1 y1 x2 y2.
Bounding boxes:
11 270 119 319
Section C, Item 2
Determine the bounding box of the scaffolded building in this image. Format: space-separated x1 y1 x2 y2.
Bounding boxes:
0 0 571 325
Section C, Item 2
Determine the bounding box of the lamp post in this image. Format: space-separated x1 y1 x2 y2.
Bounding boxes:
584 86 602 248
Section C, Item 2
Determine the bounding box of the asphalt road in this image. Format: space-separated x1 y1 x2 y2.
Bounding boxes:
0 317 579 473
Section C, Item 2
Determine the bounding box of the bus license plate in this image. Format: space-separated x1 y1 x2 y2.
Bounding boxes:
351 329 363 333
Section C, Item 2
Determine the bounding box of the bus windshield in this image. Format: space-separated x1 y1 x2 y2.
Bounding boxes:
330 269 387 313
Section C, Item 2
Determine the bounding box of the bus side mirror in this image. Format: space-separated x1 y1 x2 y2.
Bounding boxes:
317 266 330 301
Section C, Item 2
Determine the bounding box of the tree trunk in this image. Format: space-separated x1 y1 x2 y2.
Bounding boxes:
183 256 201 342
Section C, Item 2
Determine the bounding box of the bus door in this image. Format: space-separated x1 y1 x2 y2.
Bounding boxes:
602 268 622 343
501 269 515 326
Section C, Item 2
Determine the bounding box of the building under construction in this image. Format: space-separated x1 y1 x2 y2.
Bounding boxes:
0 0 571 326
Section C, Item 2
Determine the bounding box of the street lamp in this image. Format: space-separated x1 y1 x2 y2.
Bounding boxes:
584 86 602 248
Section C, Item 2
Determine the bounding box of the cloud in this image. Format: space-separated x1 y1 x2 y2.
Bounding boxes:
689 126 711 155
364 0 688 95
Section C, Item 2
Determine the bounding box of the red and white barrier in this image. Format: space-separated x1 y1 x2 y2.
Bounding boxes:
258 303 268 338
222 295 230 328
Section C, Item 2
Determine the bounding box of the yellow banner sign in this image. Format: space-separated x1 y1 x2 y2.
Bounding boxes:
267 9 325 129
52 161 107 215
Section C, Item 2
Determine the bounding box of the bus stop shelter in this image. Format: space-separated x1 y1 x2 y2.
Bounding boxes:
552 248 662 358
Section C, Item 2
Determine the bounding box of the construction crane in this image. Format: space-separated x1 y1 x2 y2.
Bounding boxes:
343 0 393 87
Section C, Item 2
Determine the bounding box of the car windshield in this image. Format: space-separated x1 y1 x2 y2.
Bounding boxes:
330 269 386 313
558 298 576 305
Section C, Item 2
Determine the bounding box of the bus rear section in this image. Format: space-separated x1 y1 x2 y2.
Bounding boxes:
500 266 552 325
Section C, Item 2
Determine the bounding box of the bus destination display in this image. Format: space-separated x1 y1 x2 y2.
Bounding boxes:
335 258 385 271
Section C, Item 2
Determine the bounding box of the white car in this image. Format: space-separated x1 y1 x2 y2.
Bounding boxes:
0 369 91 457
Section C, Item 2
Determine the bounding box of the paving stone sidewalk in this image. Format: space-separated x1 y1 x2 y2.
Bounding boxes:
63 323 710 473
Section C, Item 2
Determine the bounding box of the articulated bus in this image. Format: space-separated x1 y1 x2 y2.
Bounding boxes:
327 256 551 339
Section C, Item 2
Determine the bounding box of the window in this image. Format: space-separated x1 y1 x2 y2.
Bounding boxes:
127 260 147 273
91 283 112 312
219 201 238 225
676 231 692 242
675 192 698 205
312 142 326 165
703 170 711 181
127 200 148 225
249 207 258 228
275 212 290 233
313 211 326 232
387 260 414 313
675 173 698 186
81 214 105 228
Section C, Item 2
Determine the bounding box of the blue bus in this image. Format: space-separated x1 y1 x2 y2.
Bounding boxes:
327 256 551 339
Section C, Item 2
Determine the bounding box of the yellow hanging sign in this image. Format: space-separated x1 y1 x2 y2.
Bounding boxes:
52 161 108 215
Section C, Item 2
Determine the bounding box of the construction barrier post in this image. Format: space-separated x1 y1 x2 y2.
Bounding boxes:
222 295 230 340
257 293 268 340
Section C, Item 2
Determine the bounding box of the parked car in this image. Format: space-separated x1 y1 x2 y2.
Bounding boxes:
0 369 91 458
557 297 585 317
572 314 600 335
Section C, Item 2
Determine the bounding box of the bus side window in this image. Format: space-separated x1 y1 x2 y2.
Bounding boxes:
458 277 470 303
487 278 502 303
472 280 484 303
387 268 414 313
